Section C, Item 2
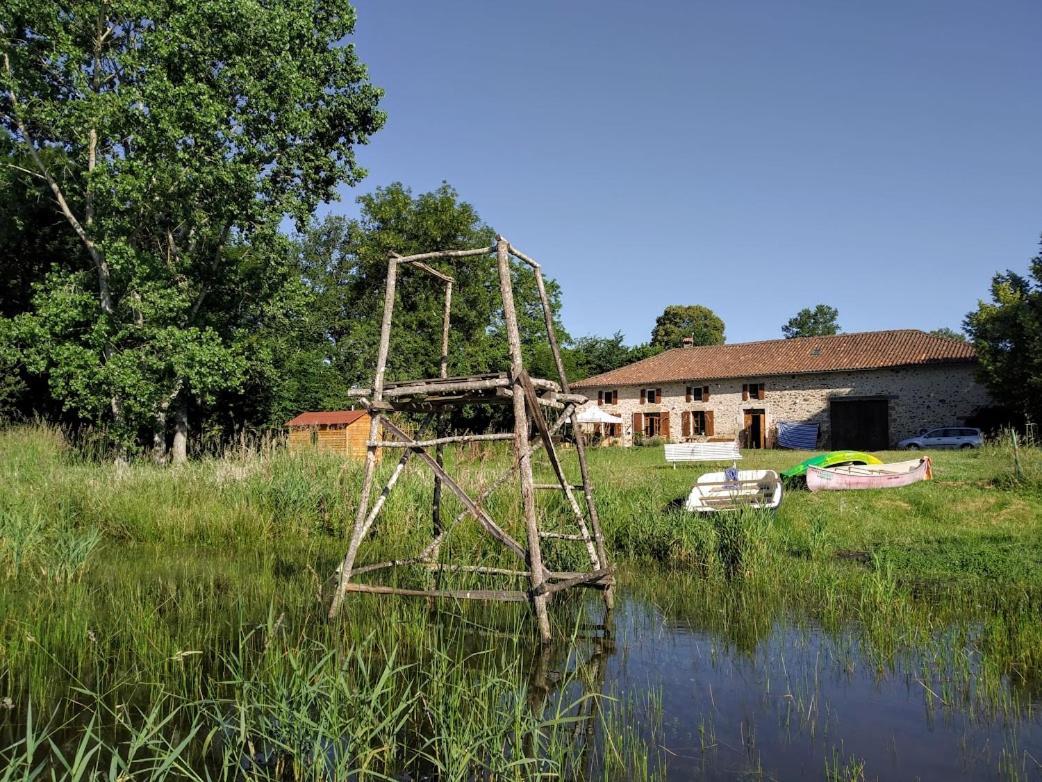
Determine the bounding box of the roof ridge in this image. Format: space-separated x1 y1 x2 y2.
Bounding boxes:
678 329 927 351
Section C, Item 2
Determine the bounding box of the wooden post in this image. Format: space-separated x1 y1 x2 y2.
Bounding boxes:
329 255 399 619
1012 429 1024 482
440 281 452 380
533 265 614 611
497 237 552 642
432 280 453 561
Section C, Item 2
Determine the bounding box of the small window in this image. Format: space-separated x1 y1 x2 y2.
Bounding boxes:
742 382 765 401
641 388 662 404
604 389 618 405
683 385 708 404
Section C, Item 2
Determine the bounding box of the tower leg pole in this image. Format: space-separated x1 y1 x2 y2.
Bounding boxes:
533 266 614 612
329 256 399 619
431 280 453 562
496 237 551 643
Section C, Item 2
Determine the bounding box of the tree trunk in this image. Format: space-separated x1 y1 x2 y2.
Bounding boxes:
152 410 168 463
171 398 188 465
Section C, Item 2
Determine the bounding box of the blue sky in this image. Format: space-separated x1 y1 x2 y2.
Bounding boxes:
322 0 1042 345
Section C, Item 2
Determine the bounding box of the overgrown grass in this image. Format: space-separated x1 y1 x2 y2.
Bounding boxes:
1 424 1041 778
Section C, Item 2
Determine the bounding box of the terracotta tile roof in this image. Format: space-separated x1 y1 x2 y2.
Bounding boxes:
286 410 367 427
572 330 975 388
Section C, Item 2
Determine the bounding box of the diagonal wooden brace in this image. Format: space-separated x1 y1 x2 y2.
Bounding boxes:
378 416 529 562
415 402 578 564
517 370 601 569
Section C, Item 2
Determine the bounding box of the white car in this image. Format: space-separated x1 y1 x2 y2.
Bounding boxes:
898 427 983 450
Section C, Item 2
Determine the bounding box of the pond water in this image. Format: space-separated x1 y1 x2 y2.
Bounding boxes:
583 591 1042 780
3 544 1041 780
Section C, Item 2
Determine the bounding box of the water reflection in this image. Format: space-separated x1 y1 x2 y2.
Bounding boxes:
527 624 615 780
592 591 1042 780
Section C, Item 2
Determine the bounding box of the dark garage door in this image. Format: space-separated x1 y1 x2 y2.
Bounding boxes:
830 399 889 451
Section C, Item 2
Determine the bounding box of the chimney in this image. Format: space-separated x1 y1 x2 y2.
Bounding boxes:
681 336 694 348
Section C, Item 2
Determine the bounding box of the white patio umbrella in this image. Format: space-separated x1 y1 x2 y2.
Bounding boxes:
575 407 623 425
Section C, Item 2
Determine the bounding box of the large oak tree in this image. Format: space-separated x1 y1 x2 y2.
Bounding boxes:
1 1 383 459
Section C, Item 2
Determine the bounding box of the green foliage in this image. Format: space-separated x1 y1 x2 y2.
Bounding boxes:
650 304 725 348
0 318 27 419
0 138 81 319
964 238 1042 425
782 304 841 338
928 327 967 342
0 137 83 419
568 331 662 380
1 0 384 449
280 184 570 420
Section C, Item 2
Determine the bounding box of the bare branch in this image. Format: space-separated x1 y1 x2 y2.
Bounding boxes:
3 162 46 180
2 45 113 314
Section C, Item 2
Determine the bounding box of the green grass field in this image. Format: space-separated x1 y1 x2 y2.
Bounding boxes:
1 425 1040 779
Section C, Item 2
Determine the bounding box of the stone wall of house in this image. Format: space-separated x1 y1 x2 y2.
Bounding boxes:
578 363 991 448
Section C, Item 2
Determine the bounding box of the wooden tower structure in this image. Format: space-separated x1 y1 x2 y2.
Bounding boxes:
327 237 613 641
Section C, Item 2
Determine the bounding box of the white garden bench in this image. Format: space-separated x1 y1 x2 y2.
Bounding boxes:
664 441 742 468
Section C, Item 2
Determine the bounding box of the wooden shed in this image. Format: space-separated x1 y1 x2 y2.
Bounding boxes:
286 411 373 459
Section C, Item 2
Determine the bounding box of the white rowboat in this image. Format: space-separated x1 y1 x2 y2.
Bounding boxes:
684 469 783 513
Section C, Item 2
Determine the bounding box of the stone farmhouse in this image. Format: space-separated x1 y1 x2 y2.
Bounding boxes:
571 330 990 450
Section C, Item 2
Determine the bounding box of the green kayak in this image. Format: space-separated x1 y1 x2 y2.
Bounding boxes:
780 450 882 480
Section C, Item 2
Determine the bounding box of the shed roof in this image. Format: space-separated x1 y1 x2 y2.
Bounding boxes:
572 330 975 388
286 410 367 427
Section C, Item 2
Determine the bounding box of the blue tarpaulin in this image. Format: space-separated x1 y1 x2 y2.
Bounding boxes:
777 421 819 450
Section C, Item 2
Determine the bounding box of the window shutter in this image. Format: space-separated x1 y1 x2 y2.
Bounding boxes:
705 410 715 436
598 390 603 406
742 384 749 401
660 411 670 439
685 386 691 403
682 411 691 438
757 383 765 400
640 389 646 405
632 412 643 437
703 385 710 401
656 388 662 403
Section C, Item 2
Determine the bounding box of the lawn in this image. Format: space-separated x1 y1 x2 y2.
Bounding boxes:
586 442 1042 594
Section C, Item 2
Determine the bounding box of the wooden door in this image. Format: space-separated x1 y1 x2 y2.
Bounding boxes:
743 409 766 449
